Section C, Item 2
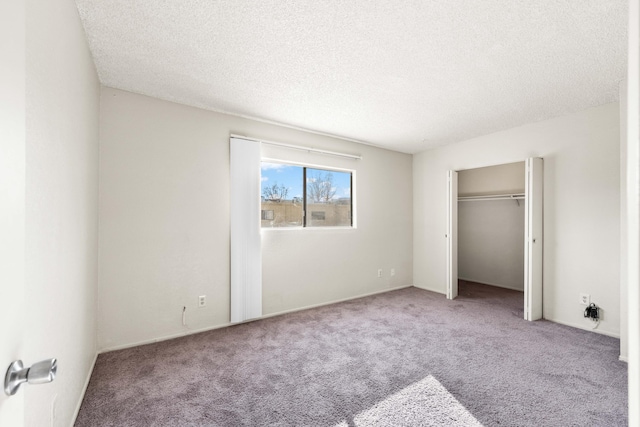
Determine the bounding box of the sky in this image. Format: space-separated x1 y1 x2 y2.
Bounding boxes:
261 162 351 201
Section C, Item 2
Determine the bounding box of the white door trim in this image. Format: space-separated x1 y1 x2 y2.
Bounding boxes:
445 159 543 321
446 170 458 300
524 157 544 321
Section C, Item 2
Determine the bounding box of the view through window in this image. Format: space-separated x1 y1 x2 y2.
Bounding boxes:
261 162 352 228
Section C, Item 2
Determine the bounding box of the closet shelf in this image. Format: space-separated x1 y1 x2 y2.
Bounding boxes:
458 193 525 202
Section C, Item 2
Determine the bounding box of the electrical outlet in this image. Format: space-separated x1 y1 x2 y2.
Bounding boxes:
579 293 590 305
377 269 383 278
390 268 396 277
198 295 206 307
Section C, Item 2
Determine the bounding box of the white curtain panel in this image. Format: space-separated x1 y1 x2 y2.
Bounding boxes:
230 137 262 323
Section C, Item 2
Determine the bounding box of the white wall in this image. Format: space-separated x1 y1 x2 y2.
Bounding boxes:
414 103 621 337
99 87 413 351
458 200 525 291
458 162 525 196
25 0 100 425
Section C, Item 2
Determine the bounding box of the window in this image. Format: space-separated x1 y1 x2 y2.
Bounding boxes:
261 162 352 228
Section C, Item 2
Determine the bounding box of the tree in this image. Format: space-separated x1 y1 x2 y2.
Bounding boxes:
262 183 288 202
307 171 336 203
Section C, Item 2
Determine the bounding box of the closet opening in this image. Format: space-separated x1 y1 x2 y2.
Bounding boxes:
446 158 543 321
459 162 525 314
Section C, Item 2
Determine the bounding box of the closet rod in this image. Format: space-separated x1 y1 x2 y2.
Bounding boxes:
230 134 362 160
458 193 525 202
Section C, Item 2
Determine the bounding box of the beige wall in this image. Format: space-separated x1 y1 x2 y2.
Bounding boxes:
262 201 304 227
261 201 351 228
414 102 621 337
99 87 413 351
25 0 100 425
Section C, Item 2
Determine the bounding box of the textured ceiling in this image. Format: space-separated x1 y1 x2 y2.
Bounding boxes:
75 0 628 153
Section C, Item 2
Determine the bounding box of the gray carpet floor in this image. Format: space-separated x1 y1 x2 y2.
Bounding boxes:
75 282 628 426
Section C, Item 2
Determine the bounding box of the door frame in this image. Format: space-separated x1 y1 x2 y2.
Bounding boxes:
524 157 543 320
446 170 458 300
446 158 543 321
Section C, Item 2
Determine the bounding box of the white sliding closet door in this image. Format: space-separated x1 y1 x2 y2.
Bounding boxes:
524 157 543 321
446 170 458 299
230 137 262 323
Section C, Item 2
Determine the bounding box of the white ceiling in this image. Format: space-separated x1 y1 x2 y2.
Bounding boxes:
75 0 628 154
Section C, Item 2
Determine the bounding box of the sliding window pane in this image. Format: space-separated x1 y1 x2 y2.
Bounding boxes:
261 162 304 227
306 168 351 227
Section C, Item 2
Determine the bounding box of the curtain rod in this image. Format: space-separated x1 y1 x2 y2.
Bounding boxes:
230 134 362 160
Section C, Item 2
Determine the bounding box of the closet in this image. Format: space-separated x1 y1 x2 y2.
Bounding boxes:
458 162 525 293
446 158 543 320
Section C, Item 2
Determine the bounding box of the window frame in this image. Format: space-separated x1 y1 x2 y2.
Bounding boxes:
260 158 356 230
